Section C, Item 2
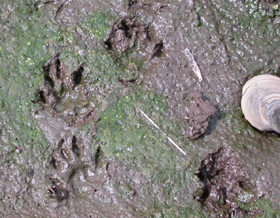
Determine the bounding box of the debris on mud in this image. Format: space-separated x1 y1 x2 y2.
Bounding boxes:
183 48 202 82
186 92 216 139
36 54 98 126
195 146 263 217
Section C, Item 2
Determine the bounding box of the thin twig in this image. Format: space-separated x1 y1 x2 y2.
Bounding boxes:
139 109 187 156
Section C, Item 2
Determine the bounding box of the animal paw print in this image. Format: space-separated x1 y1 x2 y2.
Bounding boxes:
48 136 106 203
48 136 82 202
38 54 98 126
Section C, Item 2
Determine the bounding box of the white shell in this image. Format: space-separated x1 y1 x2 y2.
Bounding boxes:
241 74 280 132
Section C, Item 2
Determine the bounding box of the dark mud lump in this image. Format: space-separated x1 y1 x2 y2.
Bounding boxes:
195 146 263 217
186 92 216 139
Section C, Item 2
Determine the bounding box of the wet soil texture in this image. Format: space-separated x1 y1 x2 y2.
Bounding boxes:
1 0 280 217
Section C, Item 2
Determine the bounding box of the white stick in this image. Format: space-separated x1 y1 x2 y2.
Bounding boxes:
139 109 187 156
183 48 203 82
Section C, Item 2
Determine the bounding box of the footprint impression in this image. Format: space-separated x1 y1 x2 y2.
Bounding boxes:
37 54 98 126
48 136 106 203
34 55 107 203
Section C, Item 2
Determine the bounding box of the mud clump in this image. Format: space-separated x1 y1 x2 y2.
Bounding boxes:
195 146 263 217
186 92 216 139
37 54 98 126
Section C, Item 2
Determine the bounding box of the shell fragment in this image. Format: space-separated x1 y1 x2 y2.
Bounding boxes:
183 48 203 82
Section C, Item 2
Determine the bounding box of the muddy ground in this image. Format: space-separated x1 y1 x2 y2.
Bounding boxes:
1 0 280 217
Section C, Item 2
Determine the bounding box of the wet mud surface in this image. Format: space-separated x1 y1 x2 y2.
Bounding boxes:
1 0 280 217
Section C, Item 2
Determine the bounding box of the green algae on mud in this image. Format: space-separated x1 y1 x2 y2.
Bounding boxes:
0 2 120 214
240 198 279 218
0 0 129 164
0 5 61 165
1 2 200 216
98 90 184 162
1 0 280 217
95 89 247 217
97 91 199 216
83 11 114 40
0 0 117 162
0 3 63 216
